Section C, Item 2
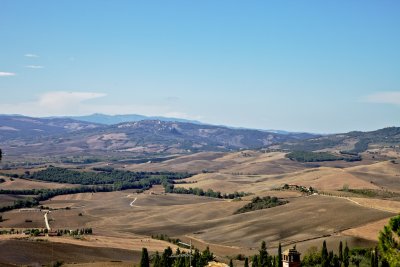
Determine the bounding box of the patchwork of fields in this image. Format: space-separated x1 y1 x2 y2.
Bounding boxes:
0 150 399 266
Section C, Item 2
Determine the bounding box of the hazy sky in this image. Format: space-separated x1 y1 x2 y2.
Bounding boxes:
1 1 399 133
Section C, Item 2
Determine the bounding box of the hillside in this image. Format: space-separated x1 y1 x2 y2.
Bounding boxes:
275 127 400 153
0 115 102 141
0 115 317 159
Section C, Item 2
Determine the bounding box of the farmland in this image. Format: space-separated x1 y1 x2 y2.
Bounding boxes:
0 149 399 266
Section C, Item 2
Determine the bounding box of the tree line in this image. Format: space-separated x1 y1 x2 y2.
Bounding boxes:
25 166 191 185
139 246 214 267
0 167 193 212
164 183 248 199
286 151 361 163
139 235 398 267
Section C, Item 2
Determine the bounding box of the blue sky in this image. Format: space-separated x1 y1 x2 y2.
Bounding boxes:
1 1 399 133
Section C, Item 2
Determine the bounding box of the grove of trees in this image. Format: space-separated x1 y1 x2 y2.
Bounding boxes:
234 196 288 214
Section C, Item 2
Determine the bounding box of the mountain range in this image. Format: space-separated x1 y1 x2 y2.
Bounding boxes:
55 113 202 125
0 114 398 160
0 114 316 158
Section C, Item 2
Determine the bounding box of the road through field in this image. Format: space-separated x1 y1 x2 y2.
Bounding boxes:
318 193 399 214
130 198 137 207
44 211 51 231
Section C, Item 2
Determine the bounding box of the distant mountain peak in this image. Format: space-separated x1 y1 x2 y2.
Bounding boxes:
63 113 202 125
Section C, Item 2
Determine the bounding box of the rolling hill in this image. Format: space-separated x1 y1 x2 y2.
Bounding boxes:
275 127 400 153
0 115 317 158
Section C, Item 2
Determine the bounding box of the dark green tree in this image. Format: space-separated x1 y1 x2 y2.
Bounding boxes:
351 255 362 267
381 259 389 267
321 240 328 267
328 251 334 266
200 246 214 265
161 247 173 267
140 248 150 267
252 255 259 267
343 242 350 267
192 248 201 267
244 257 249 267
259 241 269 267
332 255 340 267
173 248 185 267
278 243 282 267
229 259 234 267
371 250 375 267
339 241 343 265
153 251 161 267
378 215 400 266
374 247 379 267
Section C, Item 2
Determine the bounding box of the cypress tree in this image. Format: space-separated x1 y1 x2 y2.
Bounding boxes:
174 248 185 267
371 251 375 267
332 255 340 267
140 247 150 267
374 247 379 267
343 242 350 267
278 243 282 267
161 247 173 267
259 241 269 267
244 258 249 267
252 255 259 267
229 259 234 267
153 251 161 267
321 240 328 267
339 241 343 265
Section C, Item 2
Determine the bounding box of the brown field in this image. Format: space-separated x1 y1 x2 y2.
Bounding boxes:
341 217 392 242
0 238 140 266
0 176 78 190
0 151 399 266
0 194 30 207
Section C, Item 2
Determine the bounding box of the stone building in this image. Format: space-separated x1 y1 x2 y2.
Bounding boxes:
282 246 301 267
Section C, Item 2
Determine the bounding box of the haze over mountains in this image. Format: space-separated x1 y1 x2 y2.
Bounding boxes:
59 113 202 125
0 114 317 157
0 114 399 159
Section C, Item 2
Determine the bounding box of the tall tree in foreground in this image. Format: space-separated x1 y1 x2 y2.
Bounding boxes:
244 257 249 267
161 247 173 267
378 215 400 266
259 241 269 267
278 243 282 267
338 241 343 265
140 248 150 267
321 240 328 267
153 251 161 267
374 247 379 267
343 242 350 267
252 255 259 267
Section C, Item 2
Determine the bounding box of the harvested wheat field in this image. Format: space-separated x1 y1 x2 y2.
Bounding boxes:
0 238 140 266
0 176 78 190
1 151 399 266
